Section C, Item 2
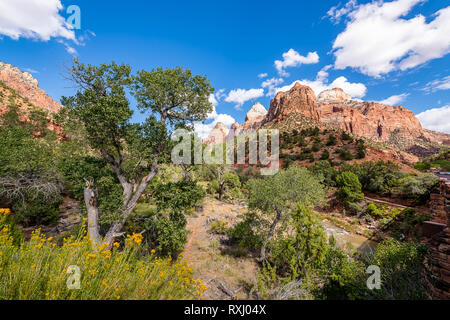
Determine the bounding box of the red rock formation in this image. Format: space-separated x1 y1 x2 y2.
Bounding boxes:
317 101 424 143
0 62 61 114
260 83 450 146
265 82 319 123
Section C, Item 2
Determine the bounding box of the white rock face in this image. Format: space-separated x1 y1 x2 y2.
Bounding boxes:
317 88 351 103
0 62 39 87
226 122 243 141
245 102 267 122
204 122 229 145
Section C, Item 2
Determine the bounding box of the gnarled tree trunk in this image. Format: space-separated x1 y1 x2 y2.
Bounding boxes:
84 179 101 246
259 209 282 261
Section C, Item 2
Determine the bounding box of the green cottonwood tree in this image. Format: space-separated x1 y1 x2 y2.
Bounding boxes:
61 59 213 245
246 166 326 261
335 171 364 208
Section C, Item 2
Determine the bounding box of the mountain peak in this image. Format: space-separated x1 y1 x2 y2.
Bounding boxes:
317 88 352 103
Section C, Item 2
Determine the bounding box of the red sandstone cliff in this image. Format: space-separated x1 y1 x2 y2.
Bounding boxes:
265 83 319 123
0 62 62 114
0 62 63 135
262 84 450 148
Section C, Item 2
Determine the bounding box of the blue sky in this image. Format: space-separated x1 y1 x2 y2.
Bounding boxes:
0 0 449 135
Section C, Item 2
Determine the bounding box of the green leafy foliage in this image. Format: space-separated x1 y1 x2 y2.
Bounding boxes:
335 171 364 207
340 161 405 194
152 180 206 214
269 203 328 279
397 174 439 204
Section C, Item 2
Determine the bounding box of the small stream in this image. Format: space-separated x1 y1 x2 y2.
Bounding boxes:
322 220 378 255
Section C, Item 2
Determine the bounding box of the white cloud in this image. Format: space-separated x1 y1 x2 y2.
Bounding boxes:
332 0 450 77
0 0 75 41
327 0 357 23
274 49 319 77
261 77 284 96
423 76 450 92
258 73 268 79
416 105 450 133
225 88 264 109
215 88 227 100
208 93 218 107
378 93 409 106
193 106 236 139
23 68 39 74
273 65 367 99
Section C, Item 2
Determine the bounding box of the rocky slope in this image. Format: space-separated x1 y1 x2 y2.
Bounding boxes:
0 62 63 134
0 62 61 114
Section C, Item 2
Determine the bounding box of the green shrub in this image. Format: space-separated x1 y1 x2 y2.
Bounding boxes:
268 203 328 279
339 161 404 194
341 131 353 142
312 142 321 152
320 149 330 160
397 174 439 204
413 161 430 171
12 196 62 227
210 220 228 234
227 211 265 251
308 160 337 187
321 238 427 300
335 171 364 208
326 134 337 146
153 180 206 213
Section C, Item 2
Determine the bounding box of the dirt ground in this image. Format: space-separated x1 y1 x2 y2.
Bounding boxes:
183 197 260 300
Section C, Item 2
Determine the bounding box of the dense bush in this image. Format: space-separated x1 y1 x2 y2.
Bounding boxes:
321 238 427 300
339 161 405 194
414 161 431 171
326 134 337 146
153 180 206 213
335 171 364 208
397 174 439 204
341 131 353 142
308 161 337 187
268 203 328 279
227 211 265 251
336 148 354 161
320 149 330 160
0 105 63 226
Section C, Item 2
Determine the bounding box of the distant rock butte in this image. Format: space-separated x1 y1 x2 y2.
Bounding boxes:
0 62 62 114
204 122 229 145
266 82 319 123
205 82 449 150
226 122 243 141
